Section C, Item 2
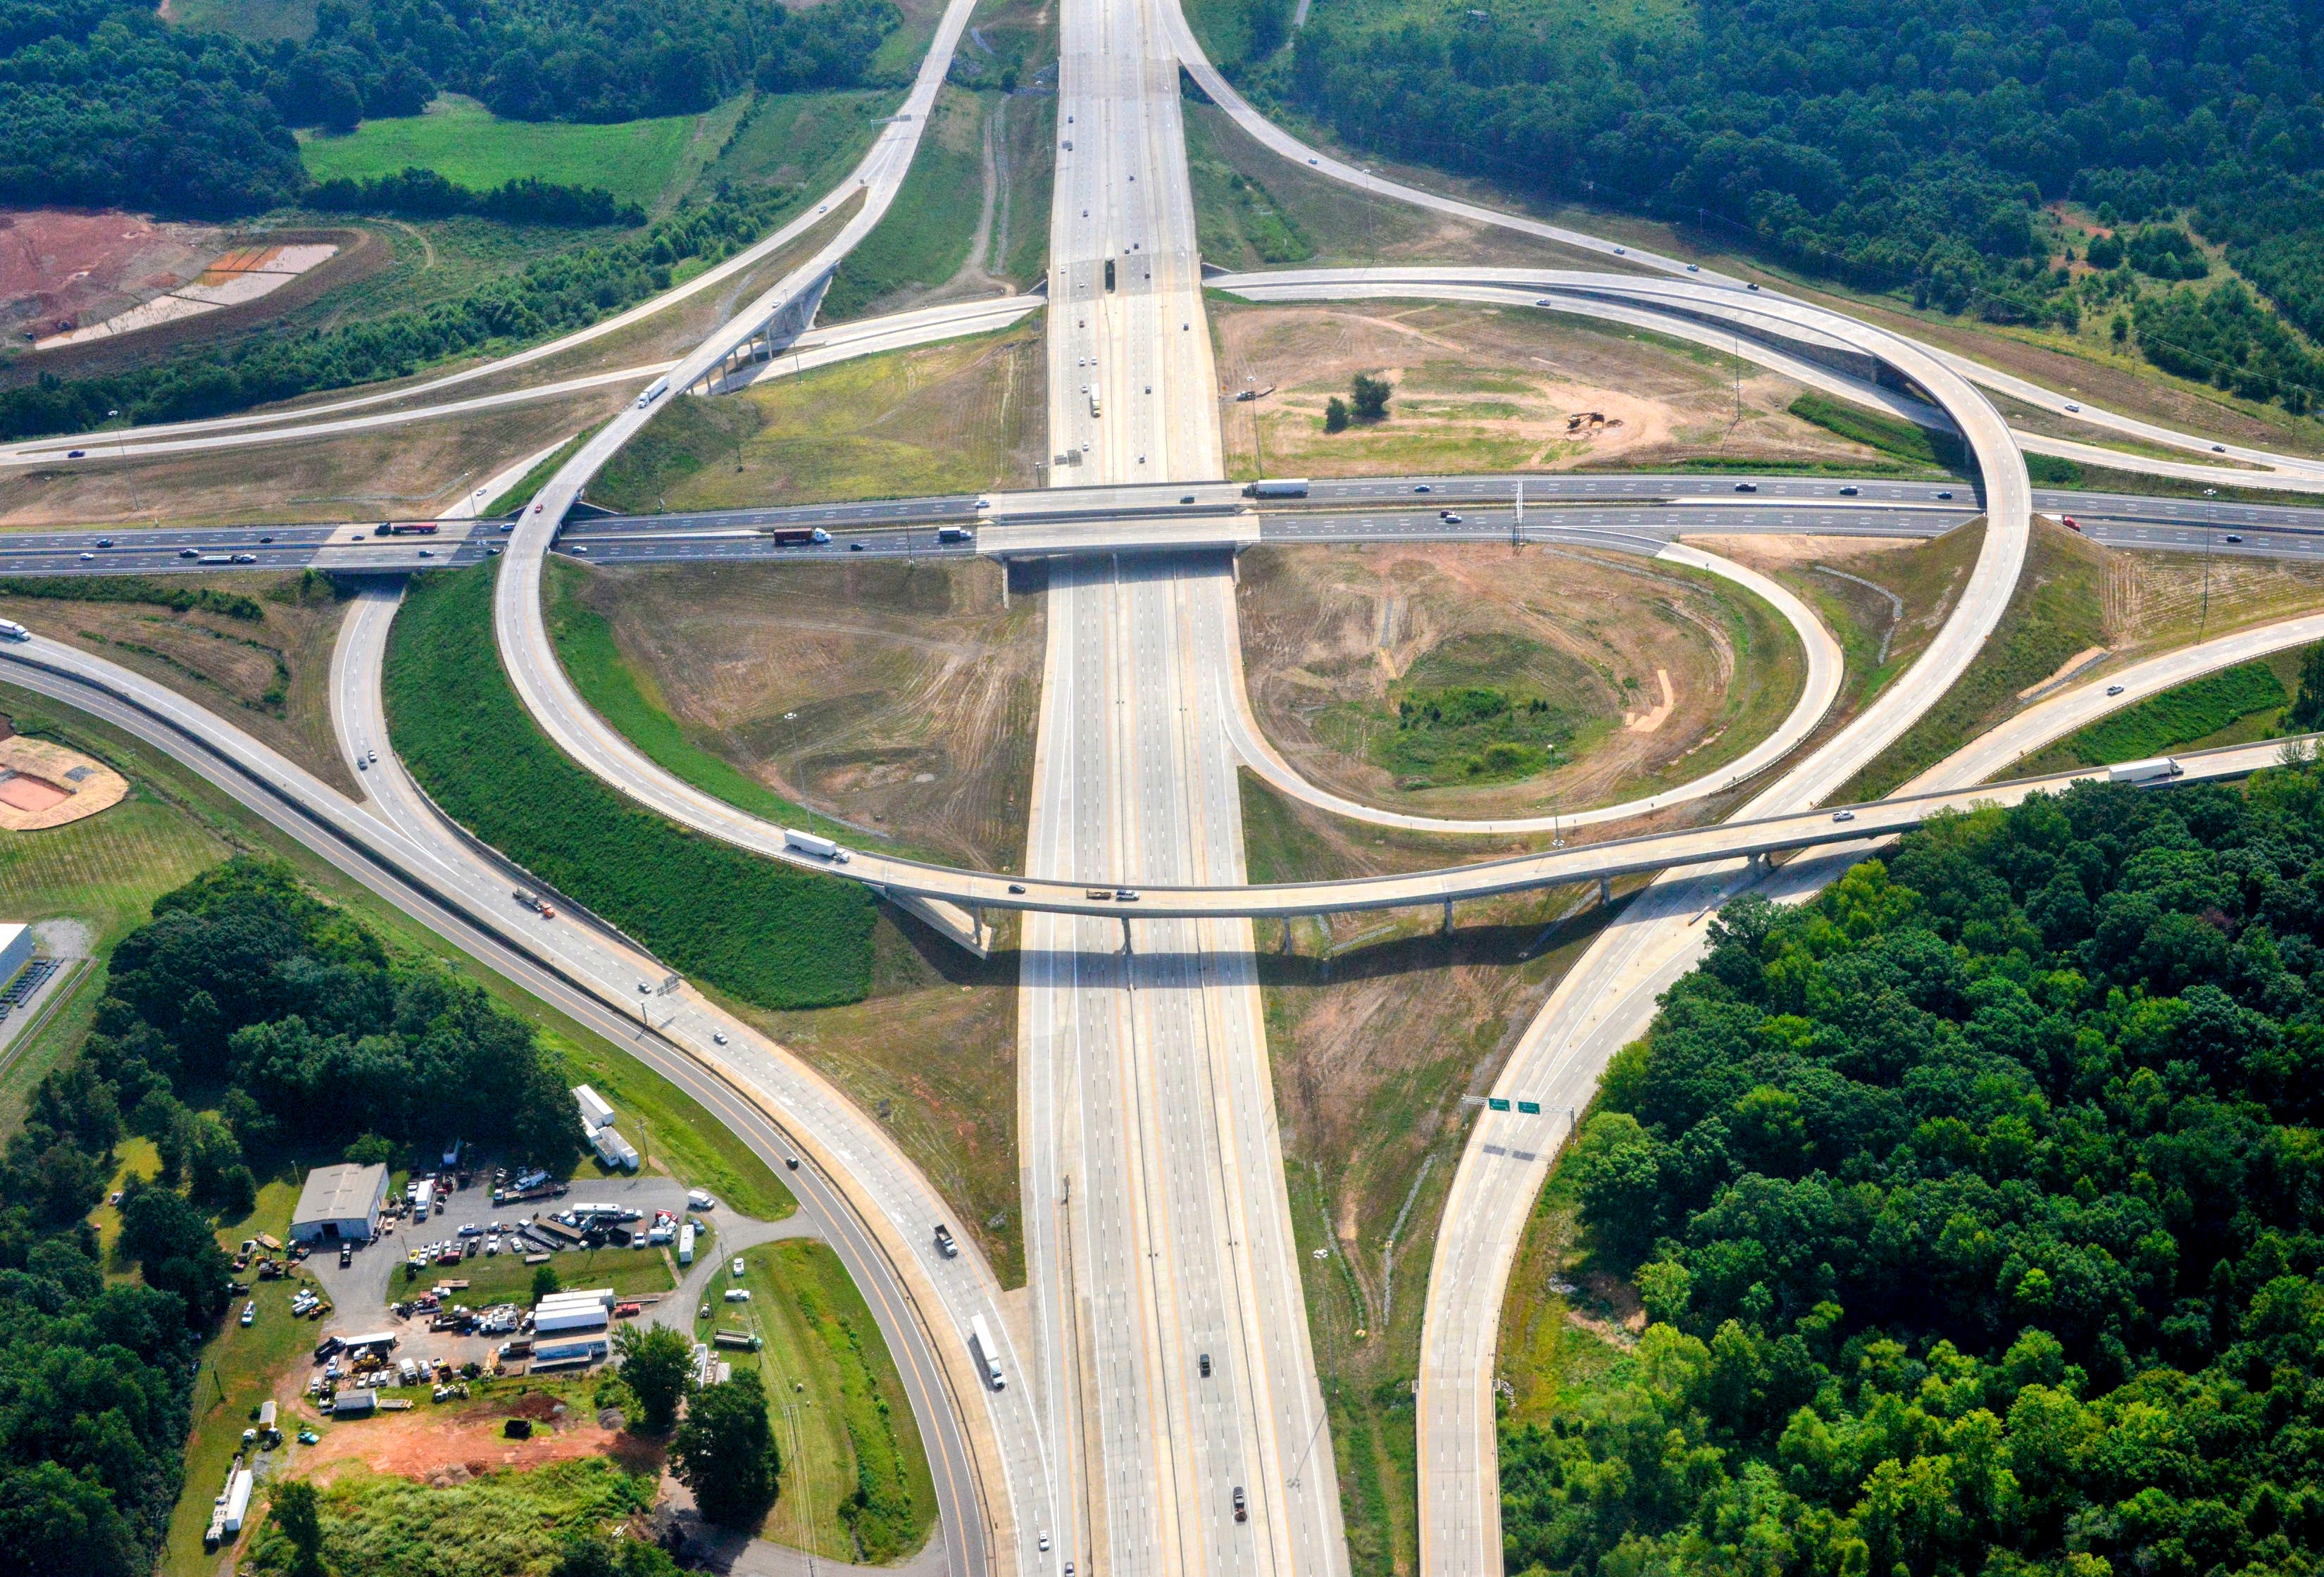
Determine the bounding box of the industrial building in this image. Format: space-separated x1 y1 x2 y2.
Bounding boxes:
0 923 32 985
289 1161 389 1243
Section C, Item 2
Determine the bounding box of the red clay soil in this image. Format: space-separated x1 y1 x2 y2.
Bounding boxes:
0 209 223 342
0 208 384 379
292 1395 667 1483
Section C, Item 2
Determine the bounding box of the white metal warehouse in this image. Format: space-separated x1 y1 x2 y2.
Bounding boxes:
289 1161 389 1243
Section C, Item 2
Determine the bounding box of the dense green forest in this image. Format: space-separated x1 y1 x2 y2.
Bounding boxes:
0 0 897 217
0 857 584 1577
0 185 785 440
1265 0 2324 412
1514 765 2324 1576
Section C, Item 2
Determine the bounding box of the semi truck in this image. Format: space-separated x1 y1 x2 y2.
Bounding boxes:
783 828 849 862
937 525 973 544
635 375 670 409
1244 478 1311 498
970 1312 1005 1390
766 527 832 546
0 620 27 642
1089 389 1101 418
2109 756 2185 785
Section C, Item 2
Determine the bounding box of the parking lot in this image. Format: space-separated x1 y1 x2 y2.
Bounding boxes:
305 1171 694 1369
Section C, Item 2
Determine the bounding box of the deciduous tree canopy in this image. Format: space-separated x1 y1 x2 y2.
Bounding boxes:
0 0 898 217
1507 766 2324 1576
1275 0 2324 409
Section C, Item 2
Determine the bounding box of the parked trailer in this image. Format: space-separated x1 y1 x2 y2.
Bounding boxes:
537 1287 616 1309
969 1313 1006 1390
573 1084 616 1132
2109 756 2185 785
220 1468 254 1535
532 1217 586 1249
533 1339 608 1371
712 1328 763 1351
590 1126 639 1171
1243 478 1311 499
783 828 847 862
535 1305 609 1335
679 1223 696 1265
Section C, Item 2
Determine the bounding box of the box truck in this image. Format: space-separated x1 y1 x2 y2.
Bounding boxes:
970 1313 1005 1390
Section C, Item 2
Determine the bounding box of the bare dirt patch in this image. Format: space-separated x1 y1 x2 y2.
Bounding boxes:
0 736 127 828
292 1392 660 1483
1 208 227 346
1237 542 1801 818
1213 299 1885 479
565 556 1041 870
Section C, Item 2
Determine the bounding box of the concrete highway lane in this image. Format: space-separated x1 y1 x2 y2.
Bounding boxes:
1016 0 1346 1566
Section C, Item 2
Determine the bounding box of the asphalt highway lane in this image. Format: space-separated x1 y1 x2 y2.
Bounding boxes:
0 621 994 1577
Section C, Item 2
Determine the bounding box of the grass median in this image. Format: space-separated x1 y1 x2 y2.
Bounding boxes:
382 560 875 1010
701 1240 937 1564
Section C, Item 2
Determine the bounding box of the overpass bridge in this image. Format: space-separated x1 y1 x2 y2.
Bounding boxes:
824 736 2299 939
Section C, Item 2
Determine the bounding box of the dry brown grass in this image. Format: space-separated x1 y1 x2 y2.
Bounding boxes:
744 913 1024 1283
592 323 1047 513
1237 541 1803 818
557 553 1042 1280
1211 299 1886 480
2097 548 2324 659
0 572 357 793
0 391 619 530
560 556 1042 871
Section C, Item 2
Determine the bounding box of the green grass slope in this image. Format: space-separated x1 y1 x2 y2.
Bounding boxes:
383 561 874 1009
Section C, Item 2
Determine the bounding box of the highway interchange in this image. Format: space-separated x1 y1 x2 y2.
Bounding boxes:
13 0 2324 1569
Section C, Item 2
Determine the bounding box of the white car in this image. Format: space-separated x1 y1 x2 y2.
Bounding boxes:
240 1302 256 1327
725 1288 751 1302
732 1256 746 1276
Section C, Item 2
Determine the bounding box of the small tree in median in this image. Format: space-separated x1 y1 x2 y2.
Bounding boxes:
670 1370 780 1526
270 1479 327 1577
1351 372 1391 423
614 1323 694 1435
2290 643 2324 731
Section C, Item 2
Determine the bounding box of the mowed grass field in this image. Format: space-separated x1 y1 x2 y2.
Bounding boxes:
299 94 713 210
701 1241 937 1564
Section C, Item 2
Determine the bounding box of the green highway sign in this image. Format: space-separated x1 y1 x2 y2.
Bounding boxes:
1517 1101 1541 1114
1487 1098 1512 1112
